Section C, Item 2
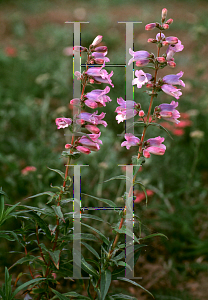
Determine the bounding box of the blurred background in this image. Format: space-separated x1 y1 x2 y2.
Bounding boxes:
0 0 208 299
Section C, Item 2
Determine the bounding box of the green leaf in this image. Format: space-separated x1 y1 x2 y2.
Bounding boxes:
82 193 117 208
0 189 9 198
51 289 70 300
101 269 111 300
81 222 109 245
52 205 65 222
112 226 140 244
117 278 154 298
148 122 173 139
63 233 98 242
47 167 65 180
12 278 46 298
51 289 90 299
103 175 127 183
66 212 105 223
81 242 100 259
9 255 36 270
139 232 168 241
111 293 137 300
81 256 99 278
27 211 52 240
25 191 55 200
0 195 4 221
48 250 61 269
20 205 55 217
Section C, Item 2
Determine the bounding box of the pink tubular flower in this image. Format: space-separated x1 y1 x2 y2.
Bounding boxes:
145 23 156 31
76 111 107 127
85 125 100 134
165 36 178 45
158 101 180 123
55 118 72 129
128 48 150 66
143 136 166 157
85 63 114 87
166 39 184 60
21 166 37 175
91 35 103 46
78 133 102 151
115 97 137 123
163 71 185 87
132 70 152 88
76 146 91 154
121 133 140 150
84 86 111 108
161 84 182 99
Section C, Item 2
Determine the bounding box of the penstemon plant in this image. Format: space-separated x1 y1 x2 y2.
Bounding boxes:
0 8 185 300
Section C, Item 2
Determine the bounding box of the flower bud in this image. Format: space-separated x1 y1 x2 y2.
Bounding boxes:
91 35 103 46
163 24 169 30
167 60 176 68
65 144 72 149
146 83 153 88
147 38 157 43
166 18 173 25
94 46 108 52
166 36 178 44
157 57 166 63
162 8 168 21
70 98 80 105
89 79 94 84
139 110 145 117
145 23 156 31
162 41 169 46
94 58 104 64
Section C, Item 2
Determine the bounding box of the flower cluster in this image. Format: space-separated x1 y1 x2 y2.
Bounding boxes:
55 36 113 155
116 8 185 159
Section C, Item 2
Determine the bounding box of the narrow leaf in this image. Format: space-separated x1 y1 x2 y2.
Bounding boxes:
52 205 65 222
25 191 55 200
101 269 111 300
81 222 109 245
82 193 117 208
81 256 99 278
12 278 46 298
139 232 168 241
48 250 61 269
81 242 100 259
148 122 173 139
27 211 52 240
117 278 154 298
47 167 65 180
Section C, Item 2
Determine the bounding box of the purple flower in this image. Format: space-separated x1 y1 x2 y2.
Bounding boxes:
143 136 166 157
121 133 140 150
158 101 180 123
166 39 184 60
163 71 185 87
156 33 165 41
85 63 114 87
76 111 107 127
84 86 111 109
115 97 137 123
91 51 110 64
161 84 182 99
55 118 72 129
78 133 102 151
128 48 150 66
132 70 152 88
